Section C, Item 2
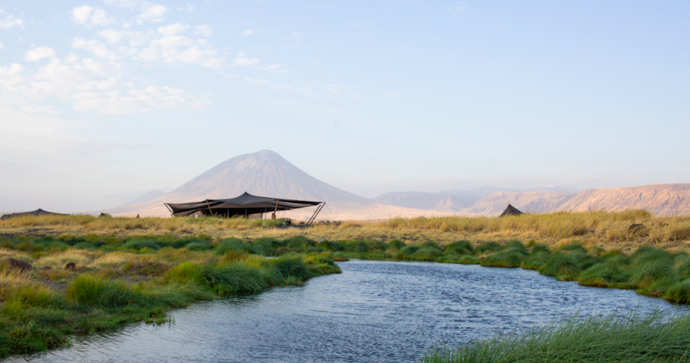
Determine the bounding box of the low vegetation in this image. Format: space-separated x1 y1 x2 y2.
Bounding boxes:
2 211 690 359
0 234 340 358
419 312 690 363
2 210 690 252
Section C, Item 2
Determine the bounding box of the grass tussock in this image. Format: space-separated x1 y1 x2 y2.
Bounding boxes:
419 313 690 363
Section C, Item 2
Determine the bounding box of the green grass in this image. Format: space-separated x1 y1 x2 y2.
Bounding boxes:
419 313 690 363
0 236 341 358
4 232 690 359
480 248 528 268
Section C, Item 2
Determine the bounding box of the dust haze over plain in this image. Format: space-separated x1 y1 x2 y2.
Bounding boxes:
1 1 689 213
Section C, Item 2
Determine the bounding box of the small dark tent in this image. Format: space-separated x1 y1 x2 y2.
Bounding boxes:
165 192 325 224
499 204 523 217
0 209 66 219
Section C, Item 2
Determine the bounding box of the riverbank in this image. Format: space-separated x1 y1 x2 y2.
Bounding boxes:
0 235 340 358
2 226 690 359
420 312 690 363
2 210 689 252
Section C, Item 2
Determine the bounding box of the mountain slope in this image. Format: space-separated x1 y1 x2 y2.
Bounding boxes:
461 191 576 215
373 192 480 212
554 184 690 216
459 184 690 216
107 150 442 220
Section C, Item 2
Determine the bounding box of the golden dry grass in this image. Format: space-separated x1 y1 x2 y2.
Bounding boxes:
2 210 690 252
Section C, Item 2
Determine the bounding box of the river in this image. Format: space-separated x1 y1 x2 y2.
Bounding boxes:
11 260 687 363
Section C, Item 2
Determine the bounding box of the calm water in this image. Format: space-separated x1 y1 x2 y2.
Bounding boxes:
11 260 688 363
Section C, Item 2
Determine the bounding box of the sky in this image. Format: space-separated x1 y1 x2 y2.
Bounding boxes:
1 0 689 212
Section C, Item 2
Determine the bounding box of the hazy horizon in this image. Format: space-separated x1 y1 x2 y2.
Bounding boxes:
2 1 689 212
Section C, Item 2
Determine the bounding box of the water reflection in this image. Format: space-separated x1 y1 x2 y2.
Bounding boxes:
11 260 688 363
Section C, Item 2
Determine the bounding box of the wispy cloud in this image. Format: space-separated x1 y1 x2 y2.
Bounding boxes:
243 29 253 36
25 47 56 61
0 56 210 115
233 51 258 66
71 6 116 26
103 0 168 24
0 11 23 29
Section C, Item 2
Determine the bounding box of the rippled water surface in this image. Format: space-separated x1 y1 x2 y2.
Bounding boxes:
12 260 688 363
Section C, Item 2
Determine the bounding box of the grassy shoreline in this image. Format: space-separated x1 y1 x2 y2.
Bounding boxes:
419 312 690 363
0 235 340 358
2 210 690 359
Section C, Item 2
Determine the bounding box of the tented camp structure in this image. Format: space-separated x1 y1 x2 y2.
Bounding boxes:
499 204 524 217
0 209 66 219
165 192 325 224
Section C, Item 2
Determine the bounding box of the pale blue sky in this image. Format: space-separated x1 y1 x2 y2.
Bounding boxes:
1 0 689 212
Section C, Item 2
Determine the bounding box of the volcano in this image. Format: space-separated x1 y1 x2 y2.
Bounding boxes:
106 150 440 220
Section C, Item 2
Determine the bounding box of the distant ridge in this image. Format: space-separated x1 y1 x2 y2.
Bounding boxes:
383 184 690 216
103 151 690 219
105 150 444 220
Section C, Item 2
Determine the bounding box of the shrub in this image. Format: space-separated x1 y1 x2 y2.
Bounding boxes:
444 240 473 255
410 247 443 261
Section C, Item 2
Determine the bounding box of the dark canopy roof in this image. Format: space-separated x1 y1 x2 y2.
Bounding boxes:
165 192 322 217
1 209 66 219
499 204 524 217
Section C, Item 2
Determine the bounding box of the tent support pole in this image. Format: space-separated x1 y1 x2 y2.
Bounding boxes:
307 203 325 226
164 203 174 217
205 201 213 217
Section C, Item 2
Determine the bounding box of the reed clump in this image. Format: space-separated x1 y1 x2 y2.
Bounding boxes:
419 313 690 363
